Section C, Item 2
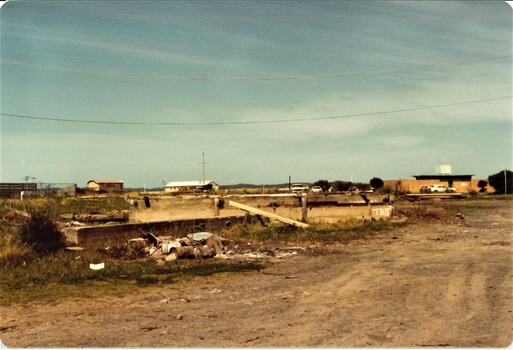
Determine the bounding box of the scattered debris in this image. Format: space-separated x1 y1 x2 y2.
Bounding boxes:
65 246 84 251
284 275 299 279
126 231 228 262
128 238 148 250
188 232 214 241
0 325 18 332
124 229 304 263
89 262 105 270
240 336 260 344
165 246 197 261
161 240 182 254
67 221 86 227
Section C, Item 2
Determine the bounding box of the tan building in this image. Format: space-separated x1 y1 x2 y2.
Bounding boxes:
383 176 489 194
87 180 124 193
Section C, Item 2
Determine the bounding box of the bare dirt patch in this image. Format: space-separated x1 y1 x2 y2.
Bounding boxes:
1 198 512 347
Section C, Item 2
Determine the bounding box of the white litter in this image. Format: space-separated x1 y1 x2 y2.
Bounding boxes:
89 262 105 270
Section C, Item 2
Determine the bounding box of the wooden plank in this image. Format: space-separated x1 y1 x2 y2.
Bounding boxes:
228 200 309 228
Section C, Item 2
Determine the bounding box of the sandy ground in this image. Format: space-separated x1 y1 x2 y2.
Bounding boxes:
1 199 512 348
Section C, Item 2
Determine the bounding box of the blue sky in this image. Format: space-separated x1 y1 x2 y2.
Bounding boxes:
1 1 511 188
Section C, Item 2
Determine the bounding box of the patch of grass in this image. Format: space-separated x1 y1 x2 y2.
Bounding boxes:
0 219 33 267
0 252 264 305
222 219 407 244
60 197 130 214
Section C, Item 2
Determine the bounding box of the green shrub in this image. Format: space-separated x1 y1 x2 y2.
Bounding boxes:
18 199 65 255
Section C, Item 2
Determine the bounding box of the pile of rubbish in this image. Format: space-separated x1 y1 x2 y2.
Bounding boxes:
128 232 225 262
127 232 302 262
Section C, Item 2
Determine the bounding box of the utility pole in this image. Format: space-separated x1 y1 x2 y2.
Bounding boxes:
505 169 507 195
198 153 209 185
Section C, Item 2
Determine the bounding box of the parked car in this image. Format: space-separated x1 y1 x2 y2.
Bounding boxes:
428 184 447 193
290 184 309 193
311 186 323 193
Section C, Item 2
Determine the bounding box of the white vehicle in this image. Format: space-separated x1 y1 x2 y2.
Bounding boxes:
428 184 447 193
311 186 323 193
290 184 309 193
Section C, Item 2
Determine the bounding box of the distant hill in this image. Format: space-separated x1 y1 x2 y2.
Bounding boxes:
125 182 313 192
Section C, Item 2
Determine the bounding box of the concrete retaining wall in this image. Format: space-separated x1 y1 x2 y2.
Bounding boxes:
226 205 393 224
64 194 394 248
129 193 392 222
63 215 251 247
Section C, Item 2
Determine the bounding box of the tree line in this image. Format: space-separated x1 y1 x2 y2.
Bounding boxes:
313 170 512 194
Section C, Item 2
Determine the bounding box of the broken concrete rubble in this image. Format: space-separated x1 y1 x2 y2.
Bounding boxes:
128 232 225 262
127 230 301 263
128 238 148 250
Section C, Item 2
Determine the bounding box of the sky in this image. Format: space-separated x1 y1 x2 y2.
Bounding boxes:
0 1 512 188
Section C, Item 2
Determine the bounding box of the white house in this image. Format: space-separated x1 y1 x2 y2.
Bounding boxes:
165 180 219 193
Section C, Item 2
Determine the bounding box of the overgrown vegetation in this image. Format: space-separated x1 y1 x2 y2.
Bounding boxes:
60 197 130 214
222 219 407 244
0 197 263 305
0 199 64 265
0 219 32 267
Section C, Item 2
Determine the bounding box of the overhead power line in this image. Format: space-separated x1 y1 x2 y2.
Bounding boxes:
1 96 510 126
1 54 511 81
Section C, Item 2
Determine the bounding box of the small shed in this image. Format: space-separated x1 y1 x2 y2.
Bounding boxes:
165 180 219 193
87 180 124 193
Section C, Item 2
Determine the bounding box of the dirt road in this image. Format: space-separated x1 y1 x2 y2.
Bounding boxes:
1 199 512 347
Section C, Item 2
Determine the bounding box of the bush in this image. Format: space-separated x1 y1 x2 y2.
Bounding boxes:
477 179 488 192
19 200 65 255
370 177 384 190
488 170 513 194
